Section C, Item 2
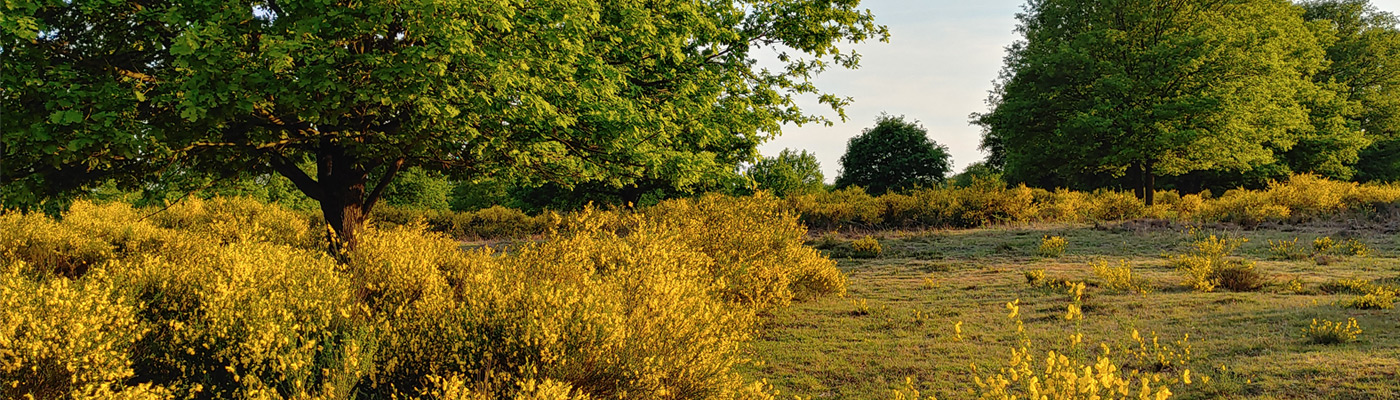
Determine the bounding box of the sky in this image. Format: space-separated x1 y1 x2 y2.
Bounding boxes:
757 0 1400 183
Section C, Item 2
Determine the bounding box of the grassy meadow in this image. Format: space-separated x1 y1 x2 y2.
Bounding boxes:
745 223 1400 399
5 178 1400 399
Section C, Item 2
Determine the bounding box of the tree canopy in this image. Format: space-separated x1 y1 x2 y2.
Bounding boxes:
835 115 952 195
1 0 887 248
747 149 825 197
1297 0 1400 182
976 0 1339 204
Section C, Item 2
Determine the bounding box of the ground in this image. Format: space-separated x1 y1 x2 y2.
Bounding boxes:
742 221 1400 399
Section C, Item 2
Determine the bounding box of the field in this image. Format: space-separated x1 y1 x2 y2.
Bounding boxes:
744 222 1400 399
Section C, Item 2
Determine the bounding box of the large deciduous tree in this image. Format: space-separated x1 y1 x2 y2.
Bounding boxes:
976 0 1335 204
835 115 952 195
1300 0 1400 182
1 0 887 250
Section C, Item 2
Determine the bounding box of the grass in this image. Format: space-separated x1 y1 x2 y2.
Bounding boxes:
744 222 1400 399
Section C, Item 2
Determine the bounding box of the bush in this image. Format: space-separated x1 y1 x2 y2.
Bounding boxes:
1092 260 1151 294
1171 235 1266 292
1305 318 1362 344
1267 238 1308 260
850 236 883 259
1037 235 1067 258
0 194 843 398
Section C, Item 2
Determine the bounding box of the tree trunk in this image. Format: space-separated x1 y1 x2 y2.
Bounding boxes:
269 139 404 256
1128 163 1144 200
1144 160 1156 206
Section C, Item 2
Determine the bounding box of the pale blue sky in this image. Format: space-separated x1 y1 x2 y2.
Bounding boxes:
759 0 1400 183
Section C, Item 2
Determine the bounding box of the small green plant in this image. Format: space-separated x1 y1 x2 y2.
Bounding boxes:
1305 318 1362 344
1267 238 1307 260
850 235 882 258
1312 236 1335 254
1092 259 1151 294
1037 235 1067 258
1024 268 1047 286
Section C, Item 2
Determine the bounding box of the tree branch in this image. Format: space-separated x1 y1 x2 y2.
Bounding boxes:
362 157 404 213
268 151 324 201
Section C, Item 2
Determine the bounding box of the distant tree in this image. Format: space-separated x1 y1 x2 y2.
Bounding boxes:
747 149 826 197
976 0 1335 204
835 115 952 194
2 0 888 250
951 161 1003 188
1299 0 1400 182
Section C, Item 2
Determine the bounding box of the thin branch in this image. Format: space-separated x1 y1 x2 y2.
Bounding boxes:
362 157 404 213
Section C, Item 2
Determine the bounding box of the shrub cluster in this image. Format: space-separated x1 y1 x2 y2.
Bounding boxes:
1305 318 1362 345
1171 235 1267 292
785 174 1400 232
0 194 843 399
372 204 559 240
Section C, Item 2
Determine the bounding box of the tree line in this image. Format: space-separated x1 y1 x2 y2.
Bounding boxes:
976 0 1400 204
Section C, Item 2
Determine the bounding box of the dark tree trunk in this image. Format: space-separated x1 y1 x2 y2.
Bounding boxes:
268 139 403 256
1128 163 1144 200
1144 160 1156 206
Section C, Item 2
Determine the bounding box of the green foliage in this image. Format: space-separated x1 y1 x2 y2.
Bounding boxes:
747 149 826 197
1 0 889 247
382 168 453 210
977 0 1335 201
1301 1 1400 183
835 115 953 195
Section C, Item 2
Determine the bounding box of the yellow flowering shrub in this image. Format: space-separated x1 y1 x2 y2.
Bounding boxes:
1036 236 1067 258
151 197 320 248
0 194 843 399
1170 235 1265 292
1305 318 1362 344
972 296 1191 400
1092 260 1152 294
850 235 883 259
0 261 169 400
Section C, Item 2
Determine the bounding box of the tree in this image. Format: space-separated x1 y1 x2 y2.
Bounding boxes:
976 0 1335 204
1299 0 1400 182
835 115 952 194
747 149 825 197
2 0 888 250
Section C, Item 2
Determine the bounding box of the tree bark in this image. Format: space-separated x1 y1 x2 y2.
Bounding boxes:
269 140 403 256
